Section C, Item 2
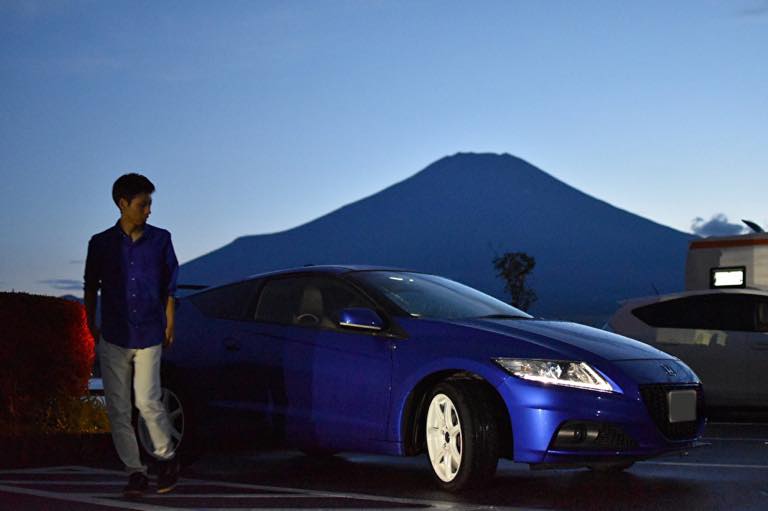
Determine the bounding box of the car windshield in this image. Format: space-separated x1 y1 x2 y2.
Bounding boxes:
350 271 533 321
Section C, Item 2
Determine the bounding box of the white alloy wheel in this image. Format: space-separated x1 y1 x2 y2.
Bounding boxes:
426 393 463 482
138 387 185 459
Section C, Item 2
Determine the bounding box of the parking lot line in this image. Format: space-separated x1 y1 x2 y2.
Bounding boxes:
642 461 768 469
707 422 768 426
701 437 768 442
0 484 170 511
0 466 537 510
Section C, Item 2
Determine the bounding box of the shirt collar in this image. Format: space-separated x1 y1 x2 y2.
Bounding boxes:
112 220 154 242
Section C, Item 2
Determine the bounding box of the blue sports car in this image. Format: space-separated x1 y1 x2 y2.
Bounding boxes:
137 266 704 491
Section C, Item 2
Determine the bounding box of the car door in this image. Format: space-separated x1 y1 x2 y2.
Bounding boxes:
633 294 749 407
252 274 394 450
187 279 265 417
305 275 394 448
651 327 746 406
741 295 768 406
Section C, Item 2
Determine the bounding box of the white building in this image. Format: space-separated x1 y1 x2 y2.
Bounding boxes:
685 233 768 291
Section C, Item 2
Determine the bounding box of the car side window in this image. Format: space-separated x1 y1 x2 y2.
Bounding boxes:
190 279 260 320
633 294 759 332
632 297 702 329
254 275 376 331
321 278 377 329
254 277 304 325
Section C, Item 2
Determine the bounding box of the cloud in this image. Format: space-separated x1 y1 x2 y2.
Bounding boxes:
1 0 72 20
738 0 768 17
691 214 747 237
39 279 83 291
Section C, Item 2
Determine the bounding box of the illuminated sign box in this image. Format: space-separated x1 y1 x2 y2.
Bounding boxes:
710 266 746 288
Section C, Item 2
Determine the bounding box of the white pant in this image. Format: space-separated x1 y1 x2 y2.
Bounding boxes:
99 338 174 474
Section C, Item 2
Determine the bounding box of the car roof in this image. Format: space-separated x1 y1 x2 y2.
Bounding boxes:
245 264 417 279
619 287 768 309
182 264 422 296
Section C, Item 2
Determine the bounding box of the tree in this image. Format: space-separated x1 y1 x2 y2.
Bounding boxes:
493 252 537 311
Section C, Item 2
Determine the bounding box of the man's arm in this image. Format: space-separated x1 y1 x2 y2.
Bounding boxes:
85 288 100 342
84 237 101 342
164 295 175 348
163 232 179 348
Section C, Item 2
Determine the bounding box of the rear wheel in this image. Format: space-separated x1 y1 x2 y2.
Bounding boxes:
136 384 201 465
424 380 500 491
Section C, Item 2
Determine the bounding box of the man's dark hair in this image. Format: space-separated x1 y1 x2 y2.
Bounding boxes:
112 173 155 207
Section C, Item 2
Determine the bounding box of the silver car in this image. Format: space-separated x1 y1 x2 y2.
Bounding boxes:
605 288 768 409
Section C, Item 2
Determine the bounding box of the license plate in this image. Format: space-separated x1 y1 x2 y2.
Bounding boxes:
667 390 697 423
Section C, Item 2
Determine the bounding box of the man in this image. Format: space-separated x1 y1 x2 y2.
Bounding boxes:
84 173 180 497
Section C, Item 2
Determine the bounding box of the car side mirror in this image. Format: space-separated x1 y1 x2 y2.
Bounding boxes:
337 308 384 332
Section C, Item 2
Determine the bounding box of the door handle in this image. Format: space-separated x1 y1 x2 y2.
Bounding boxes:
223 337 241 352
750 342 768 351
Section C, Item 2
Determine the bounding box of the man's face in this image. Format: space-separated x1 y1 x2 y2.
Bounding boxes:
119 192 152 226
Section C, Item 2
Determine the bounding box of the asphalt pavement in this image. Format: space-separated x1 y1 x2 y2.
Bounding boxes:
1 421 766 510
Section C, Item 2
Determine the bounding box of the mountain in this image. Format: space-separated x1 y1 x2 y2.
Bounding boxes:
180 153 694 323
59 294 84 304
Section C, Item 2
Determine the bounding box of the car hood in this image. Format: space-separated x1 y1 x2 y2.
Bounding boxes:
450 318 673 362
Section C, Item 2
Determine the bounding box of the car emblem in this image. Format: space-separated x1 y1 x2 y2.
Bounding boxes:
660 364 677 377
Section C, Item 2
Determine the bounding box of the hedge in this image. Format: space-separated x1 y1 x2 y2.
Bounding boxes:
0 292 106 435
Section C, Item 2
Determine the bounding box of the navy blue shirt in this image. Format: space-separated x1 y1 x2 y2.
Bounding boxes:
84 221 179 349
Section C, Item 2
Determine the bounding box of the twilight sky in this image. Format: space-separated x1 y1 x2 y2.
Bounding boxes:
1 0 767 297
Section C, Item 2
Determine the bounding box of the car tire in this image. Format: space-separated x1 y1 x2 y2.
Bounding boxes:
135 382 201 466
425 380 500 491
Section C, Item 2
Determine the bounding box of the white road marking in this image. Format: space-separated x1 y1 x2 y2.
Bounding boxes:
0 465 537 510
642 461 768 469
701 437 768 442
0 484 175 511
707 422 768 426
0 481 125 485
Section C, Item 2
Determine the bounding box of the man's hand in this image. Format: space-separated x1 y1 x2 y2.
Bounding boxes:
164 296 176 349
164 325 175 349
84 288 99 343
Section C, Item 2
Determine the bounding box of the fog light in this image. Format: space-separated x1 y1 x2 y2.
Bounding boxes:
555 422 599 446
551 421 634 450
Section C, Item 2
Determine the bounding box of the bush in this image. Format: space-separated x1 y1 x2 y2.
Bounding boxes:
0 292 107 435
40 395 110 434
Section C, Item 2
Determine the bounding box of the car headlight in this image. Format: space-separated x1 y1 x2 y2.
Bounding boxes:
494 358 616 393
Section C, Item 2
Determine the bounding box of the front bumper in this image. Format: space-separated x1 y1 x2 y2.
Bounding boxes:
496 377 705 465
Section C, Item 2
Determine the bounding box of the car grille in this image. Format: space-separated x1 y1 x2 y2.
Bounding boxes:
639 384 702 441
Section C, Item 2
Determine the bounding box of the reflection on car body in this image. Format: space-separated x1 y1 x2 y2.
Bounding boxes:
139 265 704 491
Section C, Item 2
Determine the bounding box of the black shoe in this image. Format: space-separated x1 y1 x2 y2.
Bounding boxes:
156 456 179 494
123 472 148 498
